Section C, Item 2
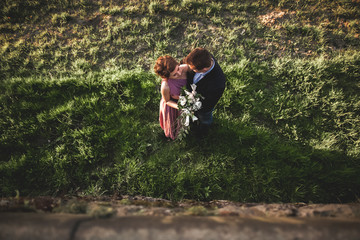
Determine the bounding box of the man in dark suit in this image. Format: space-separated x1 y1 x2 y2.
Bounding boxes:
184 48 226 136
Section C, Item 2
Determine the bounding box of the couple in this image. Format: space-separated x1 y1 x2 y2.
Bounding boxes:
154 48 226 140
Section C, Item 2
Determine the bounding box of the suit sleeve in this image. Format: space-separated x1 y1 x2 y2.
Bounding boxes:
199 87 225 113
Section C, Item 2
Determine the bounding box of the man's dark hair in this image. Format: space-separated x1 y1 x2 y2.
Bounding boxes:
185 48 212 71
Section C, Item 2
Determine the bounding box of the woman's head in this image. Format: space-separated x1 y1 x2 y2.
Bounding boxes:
154 55 179 79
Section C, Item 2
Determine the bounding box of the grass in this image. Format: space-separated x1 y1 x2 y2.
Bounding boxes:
0 0 359 203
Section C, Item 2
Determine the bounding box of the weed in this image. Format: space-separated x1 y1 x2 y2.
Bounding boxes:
148 1 164 15
51 12 72 26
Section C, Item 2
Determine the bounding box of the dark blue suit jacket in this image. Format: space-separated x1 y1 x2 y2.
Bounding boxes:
186 57 226 113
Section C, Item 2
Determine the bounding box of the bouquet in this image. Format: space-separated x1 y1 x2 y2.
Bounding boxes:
177 84 203 139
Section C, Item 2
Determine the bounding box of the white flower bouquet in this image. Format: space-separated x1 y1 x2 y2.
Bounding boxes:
177 84 203 139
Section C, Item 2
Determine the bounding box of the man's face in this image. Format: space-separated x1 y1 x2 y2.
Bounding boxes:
189 64 206 73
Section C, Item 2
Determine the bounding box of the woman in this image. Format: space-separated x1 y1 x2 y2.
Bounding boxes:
154 55 188 140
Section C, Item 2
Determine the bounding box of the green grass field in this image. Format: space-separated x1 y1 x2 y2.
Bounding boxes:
1 0 359 203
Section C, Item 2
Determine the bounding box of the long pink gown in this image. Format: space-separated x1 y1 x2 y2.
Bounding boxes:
159 78 187 140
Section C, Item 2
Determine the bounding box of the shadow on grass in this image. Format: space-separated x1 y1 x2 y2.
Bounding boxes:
141 116 360 203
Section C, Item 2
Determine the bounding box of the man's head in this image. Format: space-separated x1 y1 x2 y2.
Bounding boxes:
185 48 212 73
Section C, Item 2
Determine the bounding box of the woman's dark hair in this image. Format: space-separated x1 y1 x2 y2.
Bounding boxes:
184 48 212 71
154 55 179 78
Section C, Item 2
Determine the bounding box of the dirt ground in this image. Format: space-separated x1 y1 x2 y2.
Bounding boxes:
1 195 360 219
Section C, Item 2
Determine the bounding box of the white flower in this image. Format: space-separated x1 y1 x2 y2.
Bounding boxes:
184 115 190 126
182 108 190 115
192 115 198 122
184 90 191 96
189 94 195 102
179 96 187 106
190 84 197 96
193 101 202 111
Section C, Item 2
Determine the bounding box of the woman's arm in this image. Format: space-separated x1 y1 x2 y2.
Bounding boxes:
161 81 179 109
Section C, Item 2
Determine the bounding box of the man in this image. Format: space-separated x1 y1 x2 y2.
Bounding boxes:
184 48 226 136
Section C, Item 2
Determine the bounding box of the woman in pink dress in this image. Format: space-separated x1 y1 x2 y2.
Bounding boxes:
154 56 189 140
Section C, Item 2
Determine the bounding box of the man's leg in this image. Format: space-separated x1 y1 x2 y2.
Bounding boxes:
195 110 213 136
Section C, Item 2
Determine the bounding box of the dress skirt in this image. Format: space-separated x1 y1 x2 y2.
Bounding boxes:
159 98 181 140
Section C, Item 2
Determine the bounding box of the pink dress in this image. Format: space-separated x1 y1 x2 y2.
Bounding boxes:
159 78 187 140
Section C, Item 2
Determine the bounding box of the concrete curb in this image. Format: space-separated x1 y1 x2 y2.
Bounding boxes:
1 213 360 240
